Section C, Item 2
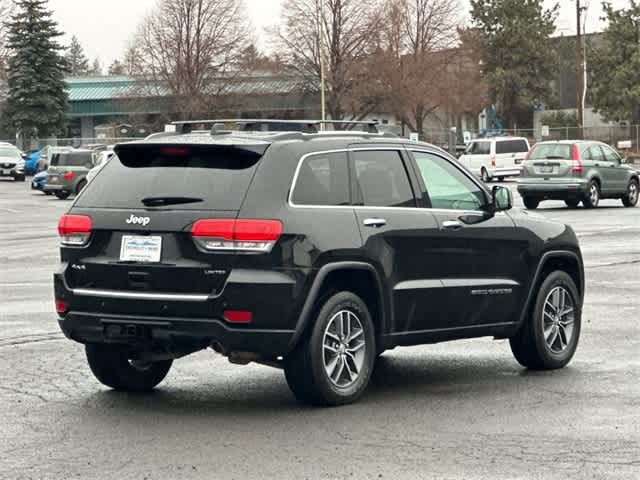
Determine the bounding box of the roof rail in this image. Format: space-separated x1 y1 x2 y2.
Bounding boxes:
170 118 380 134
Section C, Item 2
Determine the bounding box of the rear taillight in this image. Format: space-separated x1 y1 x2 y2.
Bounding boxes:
63 170 74 180
524 149 531 161
55 299 68 314
571 144 583 173
490 155 496 167
58 214 92 246
191 219 282 253
223 310 253 323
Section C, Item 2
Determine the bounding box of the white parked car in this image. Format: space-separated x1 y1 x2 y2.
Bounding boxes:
458 137 530 182
85 150 115 184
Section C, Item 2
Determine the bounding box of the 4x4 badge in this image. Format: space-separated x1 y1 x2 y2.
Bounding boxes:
125 214 151 226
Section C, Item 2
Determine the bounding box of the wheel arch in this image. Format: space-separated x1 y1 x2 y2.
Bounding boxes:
288 262 389 353
517 251 584 329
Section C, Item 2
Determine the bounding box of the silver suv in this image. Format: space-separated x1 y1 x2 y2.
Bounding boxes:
517 140 639 209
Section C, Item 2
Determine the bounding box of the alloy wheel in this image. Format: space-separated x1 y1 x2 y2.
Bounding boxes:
542 286 575 354
589 183 599 206
323 310 366 388
629 182 639 205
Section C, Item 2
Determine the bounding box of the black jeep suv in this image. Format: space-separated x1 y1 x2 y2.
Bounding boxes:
54 125 584 406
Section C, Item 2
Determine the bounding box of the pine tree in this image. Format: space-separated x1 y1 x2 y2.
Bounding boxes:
88 58 102 76
470 0 559 129
108 59 125 75
5 0 69 139
65 35 89 75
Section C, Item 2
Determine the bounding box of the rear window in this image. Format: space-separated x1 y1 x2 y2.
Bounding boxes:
496 140 528 154
529 144 572 160
75 145 262 211
51 152 92 167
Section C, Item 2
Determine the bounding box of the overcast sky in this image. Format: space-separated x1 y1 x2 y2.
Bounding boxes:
48 0 631 69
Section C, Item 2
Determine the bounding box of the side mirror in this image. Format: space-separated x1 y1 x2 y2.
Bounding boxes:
492 185 512 211
620 157 627 164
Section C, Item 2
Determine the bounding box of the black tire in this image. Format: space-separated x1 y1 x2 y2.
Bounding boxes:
481 168 492 183
284 291 376 406
582 180 600 208
44 191 53 195
509 271 581 370
622 179 639 207
522 197 539 210
498 176 504 182
75 179 87 194
55 191 70 200
565 199 580 209
86 344 172 392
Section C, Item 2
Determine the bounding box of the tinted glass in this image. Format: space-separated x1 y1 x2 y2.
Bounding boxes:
76 146 262 210
52 152 92 167
413 151 486 211
529 144 572 160
496 140 528 154
469 141 490 155
353 150 415 207
291 152 350 206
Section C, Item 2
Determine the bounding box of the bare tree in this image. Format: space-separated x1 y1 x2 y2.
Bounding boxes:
376 0 463 136
132 0 252 119
273 0 384 122
0 0 15 80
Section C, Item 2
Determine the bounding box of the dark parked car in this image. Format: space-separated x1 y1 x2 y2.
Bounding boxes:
54 125 584 406
44 150 94 199
518 140 639 209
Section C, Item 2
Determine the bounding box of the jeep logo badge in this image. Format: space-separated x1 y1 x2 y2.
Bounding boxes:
125 214 151 226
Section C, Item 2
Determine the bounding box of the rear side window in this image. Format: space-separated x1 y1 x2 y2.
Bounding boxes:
52 152 92 167
291 152 350 206
353 150 415 207
496 140 528 154
76 145 262 211
588 145 605 161
468 141 490 155
529 144 572 160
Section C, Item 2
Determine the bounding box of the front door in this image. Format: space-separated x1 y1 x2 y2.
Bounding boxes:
408 149 528 330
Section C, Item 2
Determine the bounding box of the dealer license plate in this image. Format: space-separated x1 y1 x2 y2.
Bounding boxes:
120 235 162 263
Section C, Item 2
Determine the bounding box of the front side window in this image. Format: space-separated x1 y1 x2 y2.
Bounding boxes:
412 151 486 211
352 150 415 207
291 152 350 206
601 145 621 165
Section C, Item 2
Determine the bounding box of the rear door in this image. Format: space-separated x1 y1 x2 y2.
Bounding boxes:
67 143 266 317
599 144 628 193
495 139 529 170
350 148 444 334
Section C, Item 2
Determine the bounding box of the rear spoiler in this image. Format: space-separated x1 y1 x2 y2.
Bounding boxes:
114 142 270 159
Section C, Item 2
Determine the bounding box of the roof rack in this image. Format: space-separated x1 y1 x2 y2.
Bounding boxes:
170 119 380 134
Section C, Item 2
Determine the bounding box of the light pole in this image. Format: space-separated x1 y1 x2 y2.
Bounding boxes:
317 0 326 128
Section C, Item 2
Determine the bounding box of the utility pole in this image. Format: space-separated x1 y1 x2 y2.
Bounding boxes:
318 1 326 128
576 0 584 137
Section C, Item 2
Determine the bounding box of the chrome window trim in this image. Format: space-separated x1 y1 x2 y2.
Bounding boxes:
72 288 211 302
287 146 498 217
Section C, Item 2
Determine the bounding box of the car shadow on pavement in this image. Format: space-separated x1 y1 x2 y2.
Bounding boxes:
78 351 582 418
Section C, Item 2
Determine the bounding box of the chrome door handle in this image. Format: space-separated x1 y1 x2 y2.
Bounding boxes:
442 220 463 231
363 218 387 228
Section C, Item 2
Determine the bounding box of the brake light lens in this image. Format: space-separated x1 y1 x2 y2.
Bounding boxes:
571 144 583 173
58 214 92 246
55 299 68 314
191 219 282 253
63 170 74 180
490 155 496 167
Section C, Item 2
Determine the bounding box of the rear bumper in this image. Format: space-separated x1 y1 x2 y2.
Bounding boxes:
489 167 521 178
517 181 589 199
57 312 294 356
43 184 67 192
54 267 308 356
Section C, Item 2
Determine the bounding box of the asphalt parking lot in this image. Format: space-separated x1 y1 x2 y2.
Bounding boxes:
1 178 639 480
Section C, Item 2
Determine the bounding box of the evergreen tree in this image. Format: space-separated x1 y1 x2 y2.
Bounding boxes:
108 59 125 75
4 0 68 139
590 1 640 123
65 35 89 75
470 0 559 128
88 58 102 75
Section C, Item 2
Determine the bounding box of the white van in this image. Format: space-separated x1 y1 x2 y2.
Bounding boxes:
458 137 530 182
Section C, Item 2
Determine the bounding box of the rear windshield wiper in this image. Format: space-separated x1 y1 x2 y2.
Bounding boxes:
141 196 204 207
